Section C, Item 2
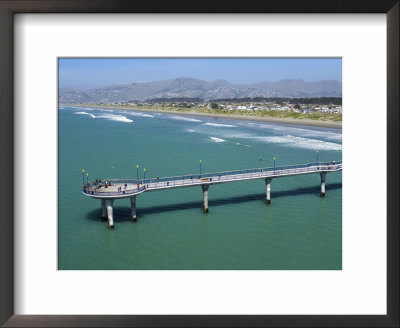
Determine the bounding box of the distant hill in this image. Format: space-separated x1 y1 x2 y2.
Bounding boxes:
59 77 342 103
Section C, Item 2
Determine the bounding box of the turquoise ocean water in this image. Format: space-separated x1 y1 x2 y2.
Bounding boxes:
58 106 342 270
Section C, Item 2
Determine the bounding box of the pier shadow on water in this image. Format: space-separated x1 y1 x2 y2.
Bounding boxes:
85 183 342 223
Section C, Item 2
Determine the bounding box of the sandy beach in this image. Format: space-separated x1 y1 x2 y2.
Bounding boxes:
62 104 342 129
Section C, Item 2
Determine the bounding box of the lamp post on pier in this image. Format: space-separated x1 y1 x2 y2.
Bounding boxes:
136 165 139 180
81 169 85 185
273 156 276 173
143 168 146 181
86 173 89 184
316 150 319 165
199 160 202 177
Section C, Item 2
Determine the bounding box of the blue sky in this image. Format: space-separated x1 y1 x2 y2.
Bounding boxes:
59 58 342 89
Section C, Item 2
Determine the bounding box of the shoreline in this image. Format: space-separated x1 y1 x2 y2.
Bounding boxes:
61 104 342 129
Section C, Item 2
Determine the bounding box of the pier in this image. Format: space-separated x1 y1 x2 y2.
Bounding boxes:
83 161 342 228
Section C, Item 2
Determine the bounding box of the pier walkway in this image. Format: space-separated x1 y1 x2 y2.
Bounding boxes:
83 161 342 228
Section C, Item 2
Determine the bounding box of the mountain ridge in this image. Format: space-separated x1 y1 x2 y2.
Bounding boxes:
59 77 342 103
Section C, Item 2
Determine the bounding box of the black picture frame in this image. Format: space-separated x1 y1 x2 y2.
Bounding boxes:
0 1 398 327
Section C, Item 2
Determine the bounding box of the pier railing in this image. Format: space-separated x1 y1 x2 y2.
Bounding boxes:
144 162 342 189
156 161 338 183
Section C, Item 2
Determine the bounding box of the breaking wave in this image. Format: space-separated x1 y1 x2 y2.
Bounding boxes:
125 112 154 118
209 137 226 143
74 112 96 118
74 111 132 123
169 115 202 122
239 121 342 142
204 123 237 128
254 135 342 151
96 114 133 123
200 130 341 151
71 106 94 111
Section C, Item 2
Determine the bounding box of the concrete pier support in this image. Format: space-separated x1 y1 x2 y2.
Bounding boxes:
106 199 114 229
130 195 137 222
202 184 209 213
265 178 272 205
101 199 107 221
320 172 326 197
